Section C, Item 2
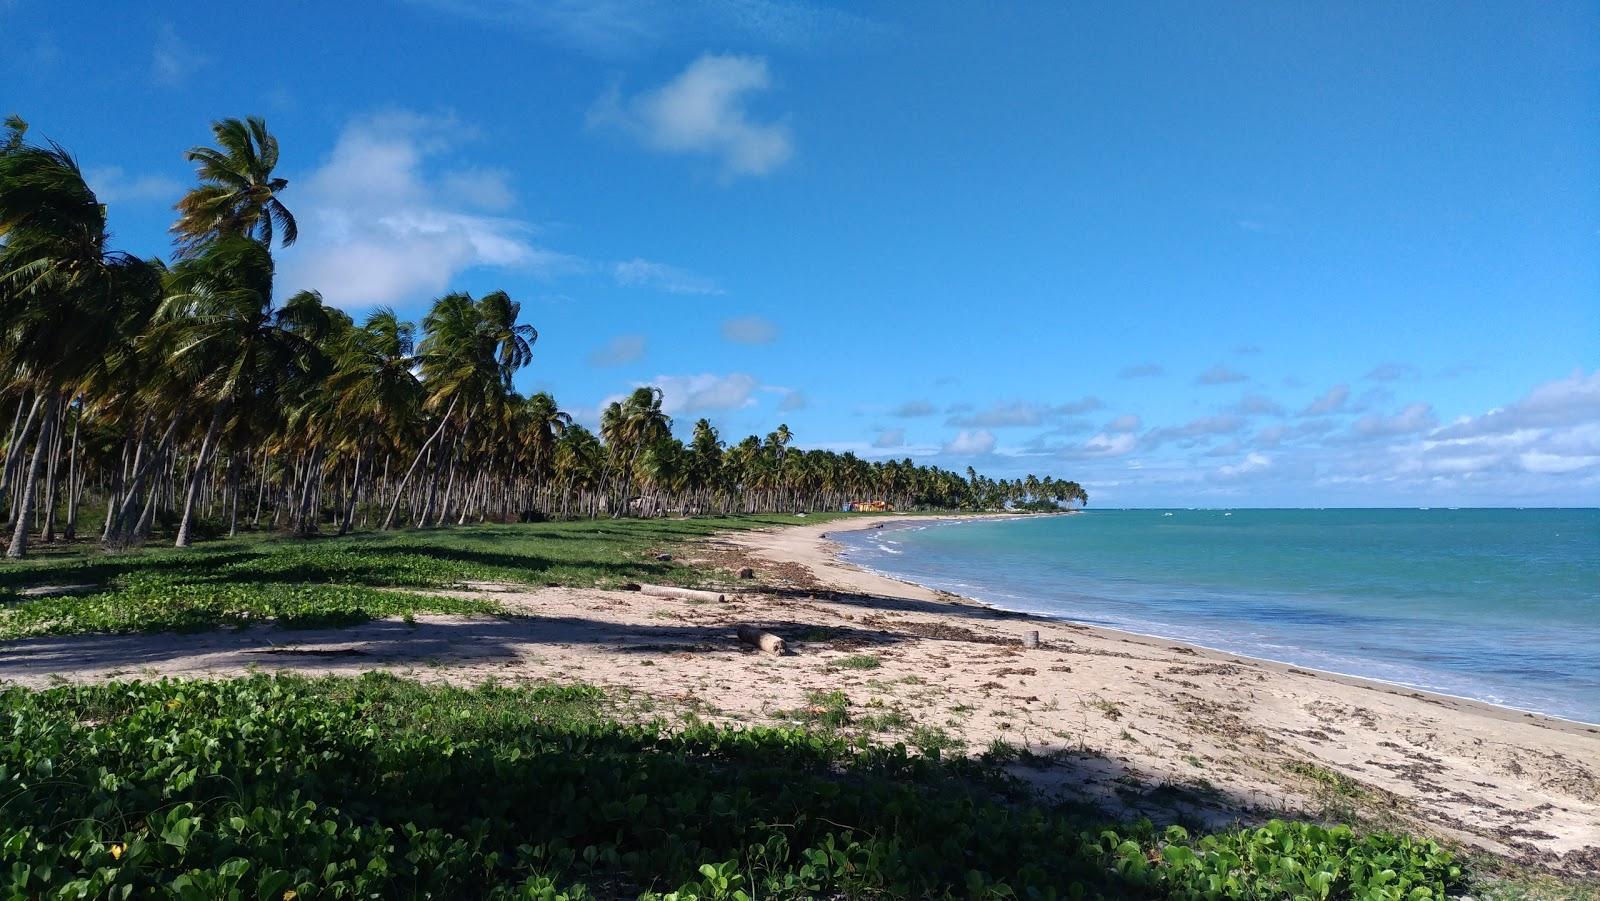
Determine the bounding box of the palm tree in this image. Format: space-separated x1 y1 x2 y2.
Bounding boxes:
0 138 152 557
153 238 325 547
172 116 296 257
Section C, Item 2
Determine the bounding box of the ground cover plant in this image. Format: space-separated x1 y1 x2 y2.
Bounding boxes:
0 673 1465 899
0 515 842 639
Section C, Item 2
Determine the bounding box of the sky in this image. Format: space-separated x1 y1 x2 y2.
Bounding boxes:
3 0 1597 506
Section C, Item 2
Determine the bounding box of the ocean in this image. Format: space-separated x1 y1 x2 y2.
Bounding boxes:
833 508 1600 724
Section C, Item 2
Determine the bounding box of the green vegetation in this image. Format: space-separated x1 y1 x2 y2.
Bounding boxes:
1 674 1465 899
0 515 834 639
833 653 882 670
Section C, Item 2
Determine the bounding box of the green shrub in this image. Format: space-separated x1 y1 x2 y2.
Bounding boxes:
0 674 1463 899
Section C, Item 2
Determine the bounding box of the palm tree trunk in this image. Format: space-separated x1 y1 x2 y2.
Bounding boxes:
382 396 458 530
1 392 43 523
175 401 230 548
7 393 60 559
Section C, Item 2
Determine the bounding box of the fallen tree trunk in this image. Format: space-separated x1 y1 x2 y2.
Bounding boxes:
638 583 725 603
737 625 787 656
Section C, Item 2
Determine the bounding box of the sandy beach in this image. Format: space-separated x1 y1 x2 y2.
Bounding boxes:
2 514 1595 875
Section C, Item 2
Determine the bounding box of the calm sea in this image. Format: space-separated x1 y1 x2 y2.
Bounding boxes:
834 509 1600 724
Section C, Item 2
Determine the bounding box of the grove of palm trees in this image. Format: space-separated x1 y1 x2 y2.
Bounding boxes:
0 114 1086 560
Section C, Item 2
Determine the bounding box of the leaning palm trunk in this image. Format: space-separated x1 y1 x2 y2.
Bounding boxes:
175 401 230 548
105 411 185 548
381 396 459 530
7 392 60 559
1 393 43 524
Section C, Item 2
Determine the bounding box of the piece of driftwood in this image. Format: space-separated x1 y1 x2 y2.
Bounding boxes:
1022 630 1040 649
737 566 755 579
737 625 788 655
638 583 725 603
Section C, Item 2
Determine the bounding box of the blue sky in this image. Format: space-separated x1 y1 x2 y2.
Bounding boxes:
4 0 1597 506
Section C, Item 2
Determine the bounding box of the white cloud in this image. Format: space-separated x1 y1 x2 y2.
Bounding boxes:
1434 369 1600 439
1105 414 1142 433
1077 431 1139 458
589 54 793 178
614 258 723 295
1351 402 1437 438
588 334 646 367
278 110 578 307
943 429 996 456
721 315 778 344
1215 452 1273 479
151 23 206 86
650 373 759 414
85 166 183 204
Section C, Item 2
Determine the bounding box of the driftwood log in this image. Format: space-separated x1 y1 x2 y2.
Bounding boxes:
737 625 788 655
637 583 725 603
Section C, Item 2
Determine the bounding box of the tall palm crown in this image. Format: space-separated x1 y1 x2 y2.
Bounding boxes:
172 116 296 257
0 141 151 392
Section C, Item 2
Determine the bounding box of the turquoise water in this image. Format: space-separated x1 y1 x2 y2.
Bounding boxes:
834 509 1600 724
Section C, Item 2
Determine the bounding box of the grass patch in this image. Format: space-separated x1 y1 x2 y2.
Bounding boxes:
909 724 967 757
833 654 882 670
0 674 1466 899
0 514 849 639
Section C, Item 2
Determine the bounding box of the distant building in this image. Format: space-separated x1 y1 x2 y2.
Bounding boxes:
844 500 892 512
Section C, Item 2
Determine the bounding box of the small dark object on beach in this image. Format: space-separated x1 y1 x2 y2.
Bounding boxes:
738 567 755 579
622 582 642 591
655 553 672 561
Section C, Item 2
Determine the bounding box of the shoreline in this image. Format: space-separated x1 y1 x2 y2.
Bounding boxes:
723 513 1600 870
812 513 1600 731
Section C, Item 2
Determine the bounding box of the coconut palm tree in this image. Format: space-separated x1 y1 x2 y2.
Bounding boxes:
172 116 296 257
0 138 153 557
153 239 326 547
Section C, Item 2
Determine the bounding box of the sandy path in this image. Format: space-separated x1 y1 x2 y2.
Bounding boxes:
2 515 1596 874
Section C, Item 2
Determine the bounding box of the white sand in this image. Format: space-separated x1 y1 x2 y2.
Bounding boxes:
3 514 1596 874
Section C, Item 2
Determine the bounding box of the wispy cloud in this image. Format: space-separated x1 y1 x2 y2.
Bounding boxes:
1300 384 1350 416
1118 362 1164 379
84 166 183 204
151 23 206 87
590 54 793 178
945 397 1102 428
721 315 778 344
872 428 905 448
613 257 723 294
1365 362 1419 382
1229 393 1285 417
1195 363 1249 386
407 0 881 57
890 400 937 418
588 334 646 367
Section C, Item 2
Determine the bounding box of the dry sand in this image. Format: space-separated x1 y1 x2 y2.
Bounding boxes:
2 514 1596 874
